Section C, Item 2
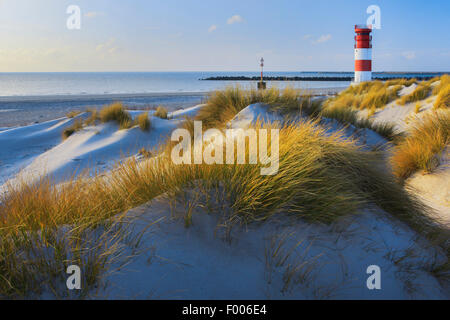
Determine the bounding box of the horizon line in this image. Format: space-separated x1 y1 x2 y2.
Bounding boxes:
0 71 449 74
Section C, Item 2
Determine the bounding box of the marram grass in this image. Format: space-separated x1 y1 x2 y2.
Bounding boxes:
1 118 446 298
154 106 169 119
325 80 400 112
99 102 132 129
391 110 450 179
397 84 432 105
195 86 314 129
62 119 83 140
136 112 151 131
434 84 450 109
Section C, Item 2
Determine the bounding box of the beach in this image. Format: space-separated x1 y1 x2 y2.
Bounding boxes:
0 92 206 127
0 71 439 128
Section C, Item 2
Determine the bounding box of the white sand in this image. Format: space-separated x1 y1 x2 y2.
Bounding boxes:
407 151 450 225
97 194 446 299
359 83 436 133
0 115 86 185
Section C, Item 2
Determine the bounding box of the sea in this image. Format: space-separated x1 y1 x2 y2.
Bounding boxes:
0 71 444 128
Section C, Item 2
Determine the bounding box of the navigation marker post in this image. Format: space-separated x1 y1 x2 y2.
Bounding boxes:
258 57 267 90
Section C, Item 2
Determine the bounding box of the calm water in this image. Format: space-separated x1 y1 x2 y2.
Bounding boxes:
0 72 355 97
0 71 444 127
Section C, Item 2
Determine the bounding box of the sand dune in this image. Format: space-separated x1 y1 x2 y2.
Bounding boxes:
0 105 203 189
0 98 448 299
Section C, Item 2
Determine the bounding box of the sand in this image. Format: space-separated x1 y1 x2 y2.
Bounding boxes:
1 94 448 299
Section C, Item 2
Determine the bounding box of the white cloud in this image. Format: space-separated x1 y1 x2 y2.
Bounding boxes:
312 34 332 44
227 15 243 25
401 51 416 60
208 25 217 33
84 11 104 19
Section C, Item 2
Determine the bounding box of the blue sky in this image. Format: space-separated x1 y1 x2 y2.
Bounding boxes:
0 0 449 72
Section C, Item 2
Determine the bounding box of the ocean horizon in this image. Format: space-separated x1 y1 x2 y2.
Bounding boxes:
1 71 447 97
0 71 446 127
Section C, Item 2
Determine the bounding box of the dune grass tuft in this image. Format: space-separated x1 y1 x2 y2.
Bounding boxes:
325 80 400 112
0 175 141 299
84 108 99 126
99 102 132 129
154 106 169 119
368 121 398 141
321 102 397 141
138 147 153 158
66 111 82 118
62 119 83 140
385 78 417 87
397 84 432 105
196 86 312 129
390 110 450 179
415 103 422 114
136 112 151 131
359 87 399 110
432 74 450 96
434 84 450 109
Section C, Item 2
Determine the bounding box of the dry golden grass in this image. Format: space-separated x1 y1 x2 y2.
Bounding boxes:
64 106 153 138
84 108 99 126
391 110 450 179
138 147 153 158
99 102 132 129
323 93 362 110
62 119 83 140
136 112 151 131
196 86 312 129
66 111 82 118
389 84 404 97
154 106 168 119
415 103 422 114
88 105 151 131
432 74 450 95
327 77 443 113
321 103 397 141
359 87 398 110
325 81 400 112
179 116 195 139
397 84 432 105
344 80 383 95
434 84 450 109
385 78 417 87
314 77 448 142
0 174 140 298
384 78 414 87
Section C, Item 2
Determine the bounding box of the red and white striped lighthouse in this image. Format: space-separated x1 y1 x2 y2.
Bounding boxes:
354 25 373 83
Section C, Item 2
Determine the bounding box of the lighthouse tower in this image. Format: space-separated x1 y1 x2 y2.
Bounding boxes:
354 25 373 83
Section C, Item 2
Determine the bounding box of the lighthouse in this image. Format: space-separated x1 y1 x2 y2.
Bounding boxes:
354 25 373 83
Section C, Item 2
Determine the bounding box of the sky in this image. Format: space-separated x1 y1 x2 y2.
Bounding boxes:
0 0 449 72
